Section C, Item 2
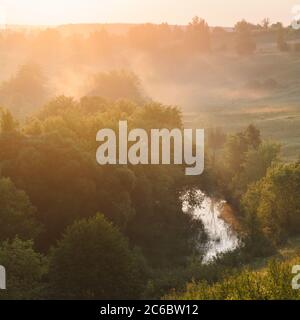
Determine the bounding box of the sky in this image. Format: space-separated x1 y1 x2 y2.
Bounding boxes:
0 0 298 27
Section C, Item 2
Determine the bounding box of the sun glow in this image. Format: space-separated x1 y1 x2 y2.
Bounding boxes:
0 0 295 26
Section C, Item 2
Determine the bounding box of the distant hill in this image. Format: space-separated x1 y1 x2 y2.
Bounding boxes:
3 23 234 36
57 24 235 36
57 23 138 36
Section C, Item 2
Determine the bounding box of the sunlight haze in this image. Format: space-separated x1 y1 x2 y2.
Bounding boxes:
0 0 297 26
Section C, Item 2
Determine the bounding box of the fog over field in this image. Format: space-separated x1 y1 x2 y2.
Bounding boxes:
0 7 300 301
0 21 299 159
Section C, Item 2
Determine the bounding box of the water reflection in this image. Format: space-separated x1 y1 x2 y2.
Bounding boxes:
183 191 240 263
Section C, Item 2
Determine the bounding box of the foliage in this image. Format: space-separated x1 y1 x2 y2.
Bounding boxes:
186 17 211 53
0 109 19 133
242 163 300 245
165 259 300 300
48 214 147 299
0 238 48 300
234 141 281 197
235 20 256 55
277 27 289 52
0 63 48 117
0 177 41 242
0 97 206 266
88 70 147 104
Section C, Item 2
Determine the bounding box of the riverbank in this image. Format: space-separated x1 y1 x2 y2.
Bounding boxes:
165 235 300 300
219 203 242 234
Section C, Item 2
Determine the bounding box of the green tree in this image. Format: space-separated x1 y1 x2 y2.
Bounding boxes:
88 70 146 104
261 18 270 30
235 20 256 55
236 141 281 193
0 63 49 116
244 124 261 149
186 16 211 53
223 133 249 176
207 127 226 165
0 109 19 133
49 214 147 299
0 237 48 300
222 125 262 197
277 26 289 52
242 162 300 245
0 177 41 241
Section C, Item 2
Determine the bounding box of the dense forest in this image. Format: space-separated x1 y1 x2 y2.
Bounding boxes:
0 91 299 299
0 16 299 300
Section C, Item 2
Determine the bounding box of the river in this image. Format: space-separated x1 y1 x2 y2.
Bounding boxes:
183 191 240 263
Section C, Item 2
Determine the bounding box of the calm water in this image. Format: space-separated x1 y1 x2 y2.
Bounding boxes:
183 191 239 263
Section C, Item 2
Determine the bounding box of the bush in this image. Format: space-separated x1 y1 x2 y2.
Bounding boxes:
0 238 48 300
49 214 147 299
0 177 41 242
241 163 300 245
165 259 300 300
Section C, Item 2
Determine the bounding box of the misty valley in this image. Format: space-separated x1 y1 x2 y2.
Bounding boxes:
0 12 299 301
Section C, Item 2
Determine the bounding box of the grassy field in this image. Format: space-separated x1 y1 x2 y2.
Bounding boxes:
180 52 300 161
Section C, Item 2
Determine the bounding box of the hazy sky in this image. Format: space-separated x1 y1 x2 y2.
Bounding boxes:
0 0 298 26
